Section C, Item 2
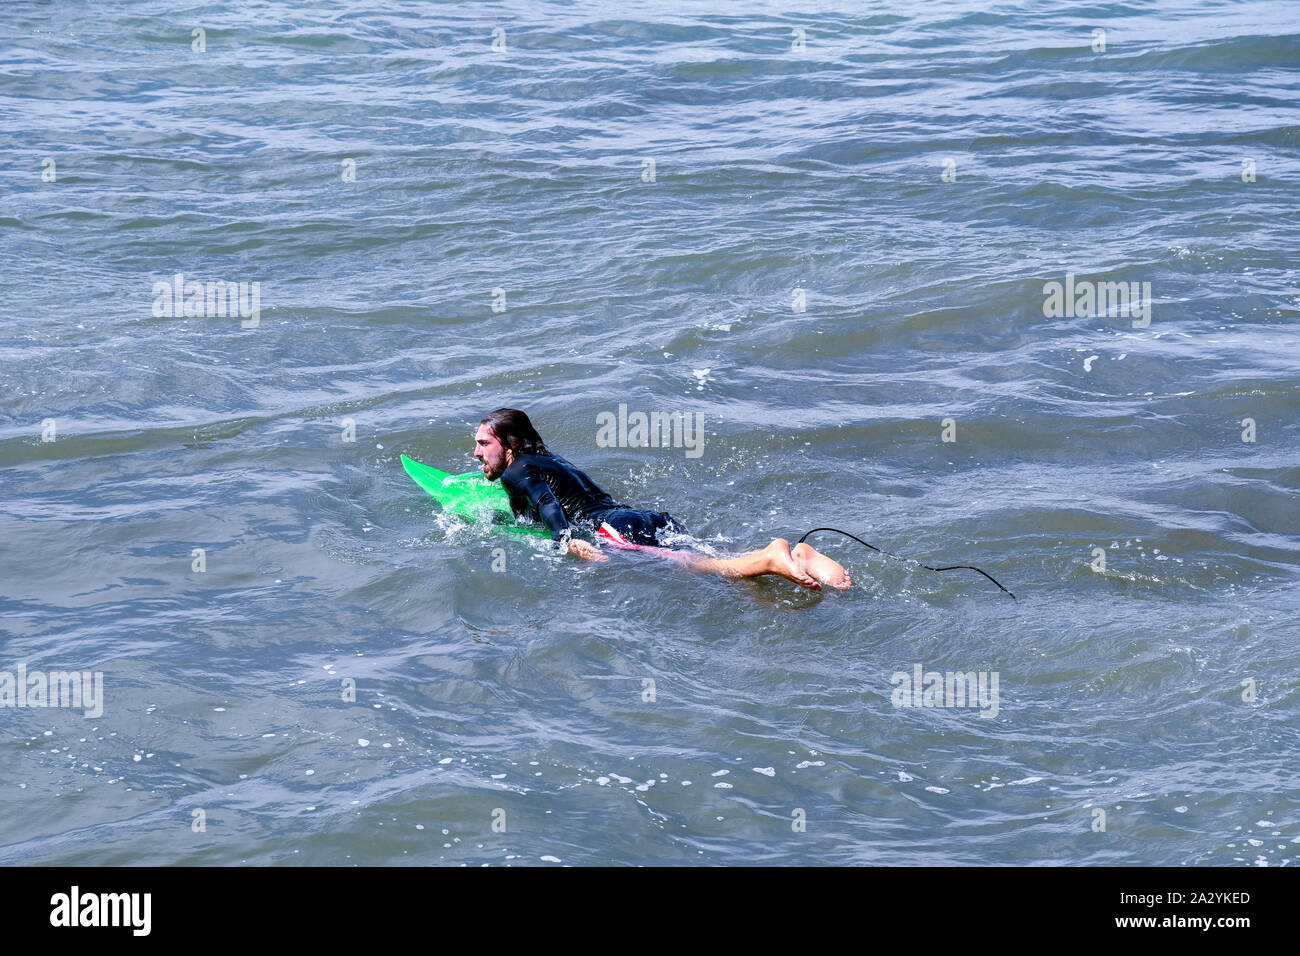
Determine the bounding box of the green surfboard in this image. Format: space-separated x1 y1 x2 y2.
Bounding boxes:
401 454 548 537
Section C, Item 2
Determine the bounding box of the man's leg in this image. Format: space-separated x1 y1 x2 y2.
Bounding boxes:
667 538 851 591
793 541 853 589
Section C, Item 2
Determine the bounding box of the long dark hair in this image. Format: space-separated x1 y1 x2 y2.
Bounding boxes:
480 408 550 456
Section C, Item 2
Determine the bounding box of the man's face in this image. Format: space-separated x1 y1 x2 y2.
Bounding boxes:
474 424 510 480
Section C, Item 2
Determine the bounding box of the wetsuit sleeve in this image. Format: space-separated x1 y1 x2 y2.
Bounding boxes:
503 463 571 543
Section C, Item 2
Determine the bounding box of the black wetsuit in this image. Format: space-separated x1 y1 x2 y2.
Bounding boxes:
500 452 687 546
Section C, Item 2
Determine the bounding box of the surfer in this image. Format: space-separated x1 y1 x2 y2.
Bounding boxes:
474 408 852 591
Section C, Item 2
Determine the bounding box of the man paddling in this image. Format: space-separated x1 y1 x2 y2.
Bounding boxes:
473 408 851 591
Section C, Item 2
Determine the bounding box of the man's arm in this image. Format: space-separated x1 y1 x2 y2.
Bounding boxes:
566 538 604 561
503 463 569 539
503 463 605 562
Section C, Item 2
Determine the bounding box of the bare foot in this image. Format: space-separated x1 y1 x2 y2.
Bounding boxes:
764 539 821 591
793 542 853 589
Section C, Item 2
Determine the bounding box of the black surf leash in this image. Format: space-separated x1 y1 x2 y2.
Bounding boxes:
796 527 1016 600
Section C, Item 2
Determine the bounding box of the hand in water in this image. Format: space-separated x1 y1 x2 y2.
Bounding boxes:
567 539 608 562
